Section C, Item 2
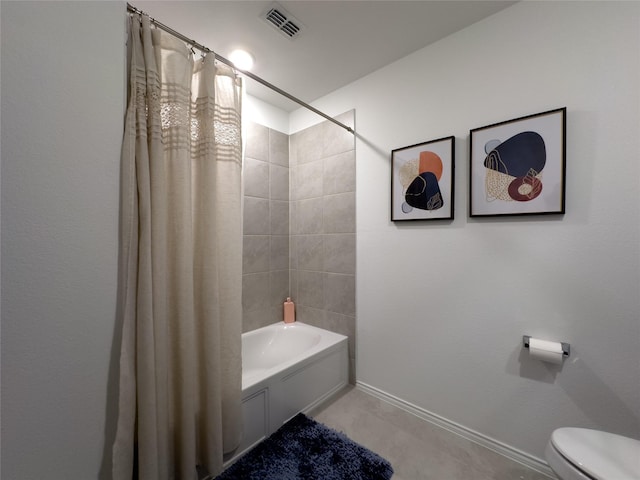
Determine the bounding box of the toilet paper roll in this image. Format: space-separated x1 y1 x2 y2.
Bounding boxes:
528 338 564 364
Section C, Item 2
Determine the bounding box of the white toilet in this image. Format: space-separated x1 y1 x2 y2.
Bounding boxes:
545 427 640 480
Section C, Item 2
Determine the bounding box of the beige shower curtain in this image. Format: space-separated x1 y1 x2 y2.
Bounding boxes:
112 14 243 480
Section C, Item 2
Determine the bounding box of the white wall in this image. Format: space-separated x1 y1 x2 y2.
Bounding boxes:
292 1 640 460
1 2 125 478
244 94 290 134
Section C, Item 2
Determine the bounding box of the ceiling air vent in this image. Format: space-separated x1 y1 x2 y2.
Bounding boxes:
262 4 304 40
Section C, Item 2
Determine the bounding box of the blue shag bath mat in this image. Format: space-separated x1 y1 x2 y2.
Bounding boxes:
215 413 394 480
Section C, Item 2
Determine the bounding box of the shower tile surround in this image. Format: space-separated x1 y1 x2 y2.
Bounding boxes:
242 123 291 331
242 111 356 380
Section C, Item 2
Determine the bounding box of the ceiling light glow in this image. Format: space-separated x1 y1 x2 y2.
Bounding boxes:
229 49 254 71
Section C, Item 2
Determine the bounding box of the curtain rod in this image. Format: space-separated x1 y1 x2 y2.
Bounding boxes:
126 3 354 134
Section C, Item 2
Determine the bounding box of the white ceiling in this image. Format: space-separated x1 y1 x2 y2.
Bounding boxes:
134 1 517 112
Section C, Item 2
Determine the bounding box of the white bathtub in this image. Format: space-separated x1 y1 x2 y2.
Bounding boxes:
232 322 348 460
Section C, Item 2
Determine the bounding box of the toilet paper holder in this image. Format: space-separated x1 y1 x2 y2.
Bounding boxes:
523 335 570 357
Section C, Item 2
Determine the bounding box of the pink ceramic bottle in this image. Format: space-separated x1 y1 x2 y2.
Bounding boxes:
283 297 295 323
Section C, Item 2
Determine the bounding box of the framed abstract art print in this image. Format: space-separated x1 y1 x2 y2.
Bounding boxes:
469 108 566 217
391 136 455 221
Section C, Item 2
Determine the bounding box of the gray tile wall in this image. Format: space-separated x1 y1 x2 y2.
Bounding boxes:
289 111 357 381
242 122 290 332
242 111 356 382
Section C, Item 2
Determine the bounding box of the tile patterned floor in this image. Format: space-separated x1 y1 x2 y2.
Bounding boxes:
311 387 554 480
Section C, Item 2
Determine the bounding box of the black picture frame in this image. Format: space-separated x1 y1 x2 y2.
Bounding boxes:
391 136 455 221
469 107 566 217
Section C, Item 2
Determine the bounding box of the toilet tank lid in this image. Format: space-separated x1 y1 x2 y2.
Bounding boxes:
551 428 640 480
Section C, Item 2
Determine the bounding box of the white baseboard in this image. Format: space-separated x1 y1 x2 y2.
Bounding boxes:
355 381 557 479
